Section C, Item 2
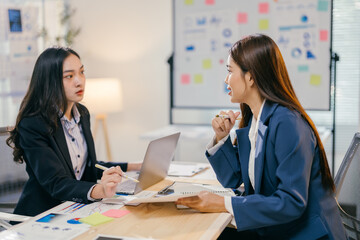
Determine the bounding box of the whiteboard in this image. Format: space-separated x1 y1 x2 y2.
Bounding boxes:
172 0 332 111
0 0 64 126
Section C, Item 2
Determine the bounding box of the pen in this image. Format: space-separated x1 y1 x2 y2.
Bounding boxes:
215 114 241 120
95 164 139 183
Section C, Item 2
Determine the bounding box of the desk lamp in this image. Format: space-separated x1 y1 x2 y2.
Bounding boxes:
81 78 123 161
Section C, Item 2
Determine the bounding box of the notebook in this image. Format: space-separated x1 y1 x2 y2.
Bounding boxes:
116 132 180 195
125 181 235 204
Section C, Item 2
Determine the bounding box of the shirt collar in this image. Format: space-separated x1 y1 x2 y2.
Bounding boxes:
249 99 266 137
59 105 81 125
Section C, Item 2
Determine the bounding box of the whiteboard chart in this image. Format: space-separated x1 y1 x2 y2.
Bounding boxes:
0 0 64 127
172 0 332 111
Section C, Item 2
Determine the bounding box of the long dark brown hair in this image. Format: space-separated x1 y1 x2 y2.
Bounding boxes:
6 47 81 164
230 34 334 192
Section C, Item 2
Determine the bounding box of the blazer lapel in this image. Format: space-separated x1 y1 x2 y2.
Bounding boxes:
53 120 75 178
80 114 96 167
254 101 278 194
254 121 268 194
236 123 252 194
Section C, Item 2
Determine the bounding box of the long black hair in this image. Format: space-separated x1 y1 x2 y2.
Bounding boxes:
7 47 81 163
230 34 335 192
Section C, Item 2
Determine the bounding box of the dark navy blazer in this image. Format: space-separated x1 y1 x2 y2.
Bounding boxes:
14 104 127 217
207 101 346 239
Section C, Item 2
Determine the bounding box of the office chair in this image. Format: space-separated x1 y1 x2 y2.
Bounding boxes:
0 127 30 230
334 132 360 240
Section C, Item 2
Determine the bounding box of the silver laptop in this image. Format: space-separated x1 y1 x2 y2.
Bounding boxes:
116 132 180 195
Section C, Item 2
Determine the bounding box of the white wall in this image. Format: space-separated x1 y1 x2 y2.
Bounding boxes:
71 0 172 163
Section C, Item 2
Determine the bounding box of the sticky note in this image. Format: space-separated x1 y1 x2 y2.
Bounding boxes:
194 74 203 84
310 75 321 86
184 0 194 5
102 209 130 218
298 65 309 72
317 0 328 12
79 212 113 226
259 19 269 30
237 13 248 24
319 30 328 41
205 0 215 5
185 45 195 51
181 74 191 85
259 2 269 14
202 59 212 69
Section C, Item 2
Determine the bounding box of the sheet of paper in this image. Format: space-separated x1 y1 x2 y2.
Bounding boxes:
55 201 124 218
168 163 208 177
102 195 139 204
128 192 198 203
127 182 234 204
0 223 87 240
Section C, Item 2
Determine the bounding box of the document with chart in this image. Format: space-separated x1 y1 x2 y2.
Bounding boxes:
125 182 235 204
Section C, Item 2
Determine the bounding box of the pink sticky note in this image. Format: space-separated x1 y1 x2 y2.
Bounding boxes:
102 209 130 218
259 2 269 14
237 13 248 24
181 74 190 85
319 30 328 41
205 0 215 5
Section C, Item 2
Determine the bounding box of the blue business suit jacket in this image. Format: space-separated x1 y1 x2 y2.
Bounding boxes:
14 104 127 217
207 101 346 239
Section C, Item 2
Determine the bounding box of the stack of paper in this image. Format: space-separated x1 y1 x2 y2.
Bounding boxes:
168 163 209 177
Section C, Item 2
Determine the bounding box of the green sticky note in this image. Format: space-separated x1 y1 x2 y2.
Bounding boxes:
310 75 321 86
194 74 203 84
259 19 269 30
202 59 212 69
79 212 113 226
184 0 194 5
298 65 309 72
317 0 328 12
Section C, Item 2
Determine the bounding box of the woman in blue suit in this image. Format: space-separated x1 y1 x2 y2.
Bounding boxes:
7 47 141 217
176 34 346 239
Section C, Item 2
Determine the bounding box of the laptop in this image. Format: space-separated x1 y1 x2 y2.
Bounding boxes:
116 132 181 195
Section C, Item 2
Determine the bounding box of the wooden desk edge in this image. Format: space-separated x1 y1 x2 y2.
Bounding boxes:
200 212 232 240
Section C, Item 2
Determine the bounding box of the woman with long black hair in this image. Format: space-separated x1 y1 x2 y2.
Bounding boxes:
7 47 141 217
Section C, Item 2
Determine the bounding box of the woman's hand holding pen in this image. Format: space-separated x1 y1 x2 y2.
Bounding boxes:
90 166 123 199
212 110 241 143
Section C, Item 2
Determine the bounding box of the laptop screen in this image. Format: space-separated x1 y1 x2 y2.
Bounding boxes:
134 132 181 194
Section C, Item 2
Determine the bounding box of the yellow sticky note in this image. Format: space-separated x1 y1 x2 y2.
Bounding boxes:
184 0 194 5
79 212 113 226
202 59 212 69
259 19 269 30
194 74 203 84
310 75 321 86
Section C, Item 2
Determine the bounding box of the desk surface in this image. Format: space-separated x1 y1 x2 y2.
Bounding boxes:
8 166 231 240
74 178 231 240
